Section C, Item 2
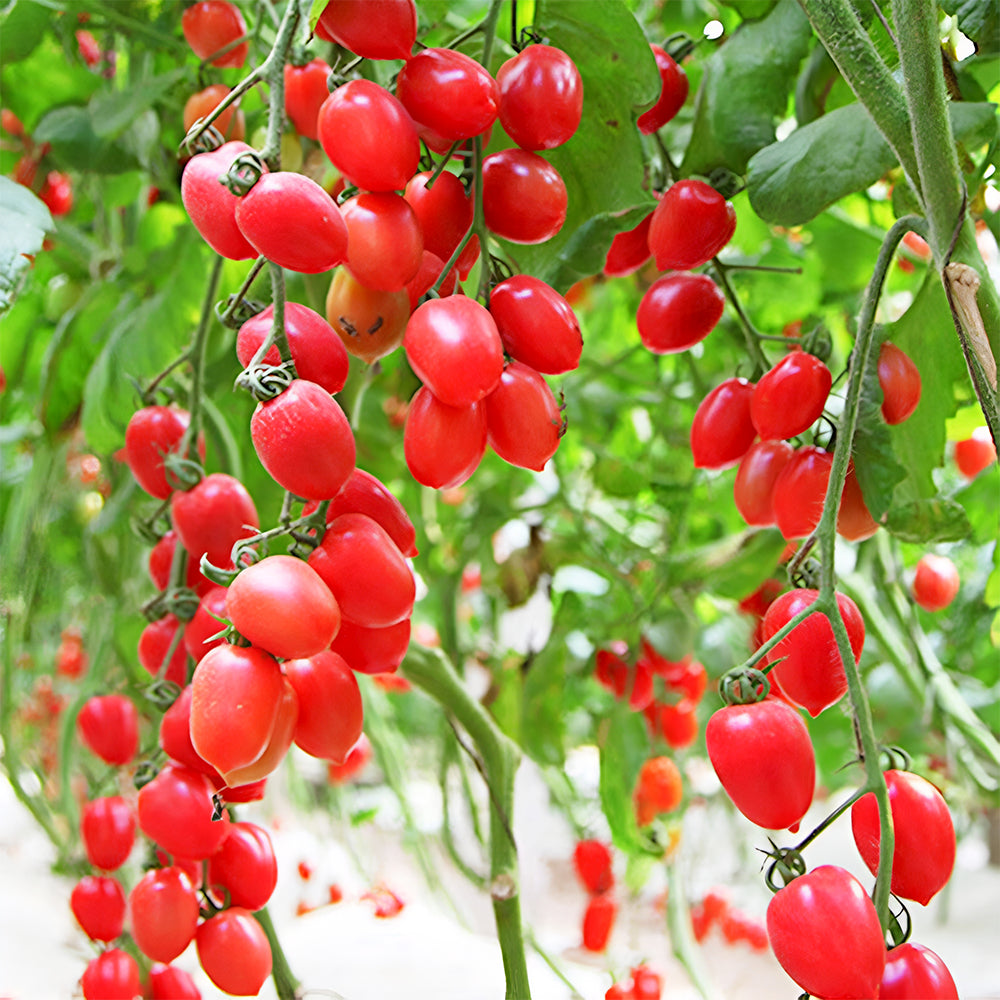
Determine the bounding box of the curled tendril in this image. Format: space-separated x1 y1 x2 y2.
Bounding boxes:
163 455 204 493
719 666 770 705
234 361 296 401
133 759 161 789
141 593 167 624
181 121 225 157
221 151 265 197
199 554 239 588
216 294 266 330
146 679 183 711
663 32 696 62
885 894 912 947
163 586 201 623
132 512 169 547
880 745 912 772
515 26 545 51
230 538 263 570
763 845 807 892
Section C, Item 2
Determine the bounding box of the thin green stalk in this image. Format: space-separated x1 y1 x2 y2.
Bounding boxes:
666 861 721 1000
180 256 224 461
254 907 300 1000
710 260 769 377
401 644 531 1000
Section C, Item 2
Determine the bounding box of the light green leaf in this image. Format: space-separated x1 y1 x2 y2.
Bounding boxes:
0 175 53 317
884 498 972 542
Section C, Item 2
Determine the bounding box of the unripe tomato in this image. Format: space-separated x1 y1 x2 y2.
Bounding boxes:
637 44 689 134
637 272 725 354
196 907 272 997
80 948 141 1000
878 341 921 424
171 472 259 570
325 267 411 364
341 192 423 292
250 380 355 500
124 405 200 500
315 0 416 61
70 875 126 942
484 362 563 471
751 350 832 440
226 555 340 659
689 377 756 469
129 866 200 963
284 649 364 762
733 439 794 526
138 763 230 859
706 699 815 831
318 79 419 193
496 44 583 150
330 618 411 675
405 297 504 407
284 58 331 140
235 172 348 274
182 0 248 67
404 387 487 489
879 942 959 999
911 553 960 612
206 821 278 911
489 274 582 375
81 796 136 871
76 694 139 767
182 83 244 141
482 149 567 244
771 445 833 540
648 179 735 270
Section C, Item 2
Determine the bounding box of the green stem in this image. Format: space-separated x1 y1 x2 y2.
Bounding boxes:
254 907 299 1000
793 786 868 854
258 0 303 167
709 260 770 377
666 861 721 1000
401 644 531 1000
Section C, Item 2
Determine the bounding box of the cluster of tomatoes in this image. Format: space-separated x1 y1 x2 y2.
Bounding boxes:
3 108 73 217
689 888 767 952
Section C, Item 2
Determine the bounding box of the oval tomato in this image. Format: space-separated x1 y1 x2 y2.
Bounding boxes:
481 149 567 244
284 649 364 762
484 362 563 471
403 387 487 489
329 617 411 675
750 350 832 441
911 553 960 612
878 341 921 425
771 445 833 541
603 209 654 277
837 461 880 542
634 756 683 825
170 473 259 571
137 763 230 860
637 44 688 134
196 907 272 997
284 58 331 140
81 796 136 872
221 676 298 786
77 694 139 767
690 377 756 469
706 699 815 831
138 615 190 686
159 684 217 777
148 964 201 1000
182 0 247 67
879 943 959 1000
733 439 794 526
341 192 423 292
403 170 474 266
148 530 214 596
315 0 416 60
182 83 244 142
324 468 417 557
183 585 230 663
954 425 996 478
80 948 141 1000
206 821 278 911
129 866 200 964
573 840 614 894
70 875 126 942
648 179 735 270
582 893 617 952
125 405 200 500
636 272 725 354
325 267 411 364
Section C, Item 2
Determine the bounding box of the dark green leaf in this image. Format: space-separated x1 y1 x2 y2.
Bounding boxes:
681 0 814 177
33 106 141 175
0 175 53 317
885 498 973 542
0 0 52 63
717 0 777 19
662 527 789 599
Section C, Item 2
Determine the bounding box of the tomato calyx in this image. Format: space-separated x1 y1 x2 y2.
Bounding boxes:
718 666 771 705
762 844 807 892
221 150 267 197
235 359 297 402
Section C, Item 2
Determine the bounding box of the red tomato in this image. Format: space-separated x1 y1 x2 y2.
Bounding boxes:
341 192 423 292
325 267 412 364
284 650 364 762
573 840 614 894
851 769 955 905
196 907 272 997
489 274 582 375
148 964 201 1000
651 698 699 748
222 676 298 786
329 617 411 675
70 874 126 942
315 0 416 60
80 948 141 1000
689 377 756 469
183 586 229 663
750 350 832 440
76 694 139 767
39 171 73 216
637 272 725 354
182 83 244 142
181 142 263 260
405 296 504 407
190 643 284 780
648 179 735 270
953 425 996 478
81 796 136 871
124 405 199 499
284 58 331 140
634 756 683 825
484 362 563 471
323 468 417 557
767 865 886 1000
482 149 567 244
148 530 215 596
879 942 959 999
837 461 880 542
159 685 217 777
604 209 654 277
878 341 921 424
137 763 230 860
318 80 418 193
733 439 794 526
237 302 349 395
397 47 498 140
706 699 815 831
308 513 415 628
182 0 248 67
637 44 689 134
403 170 474 266
760 588 865 717
771 445 833 540
170 472 259 570
206 821 278 911
225 554 340 659
631 964 664 1000
911 553 960 612
327 733 372 783
404 252 457 310
582 893 617 951
129 866 200 963
496 44 583 150
138 614 191 686
404 387 487 489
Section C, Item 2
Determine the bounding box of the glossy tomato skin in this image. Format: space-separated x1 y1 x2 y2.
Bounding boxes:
76 694 139 767
706 699 815 831
159 684 217 777
733 439 794 526
182 83 244 141
251 380 356 500
403 170 474 265
237 302 349 395
760 588 865 717
222 675 299 787
341 192 423 292
225 555 340 659
496 44 583 150
582 893 617 951
318 80 419 193
573 840 614 894
772 445 833 541
637 272 725 354
129 866 200 964
81 796 136 871
648 179 735 270
878 342 921 424
138 615 190 686
80 948 141 1000
181 142 262 260
397 48 498 140
837 462 880 542
751 350 832 440
171 472 259 570
482 149 567 244
489 275 582 375
325 267 411 364
190 643 284 781
70 874 126 942
148 964 201 1000
911 553 960 612
404 387 487 489
954 425 996 478
690 377 756 469
330 617 411 675
206 821 278 911
196 907 272 997
182 0 247 67
137 763 230 860
637 45 689 134
767 865 886 1000
125 405 200 499
315 0 416 60
284 649 364 762
235 172 348 274
324 468 417 557
603 210 654 277
879 943 959 999
308 513 415 627
405 297 504 407
851 769 955 905
284 59 331 140
484 362 563 471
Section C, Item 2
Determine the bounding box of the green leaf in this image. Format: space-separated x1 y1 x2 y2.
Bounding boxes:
942 0 1000 56
89 70 186 139
492 0 660 292
884 498 972 542
680 0 814 177
748 102 998 226
599 703 647 853
33 106 141 175
662 527 789 599
0 0 52 63
717 0 777 19
0 175 53 317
